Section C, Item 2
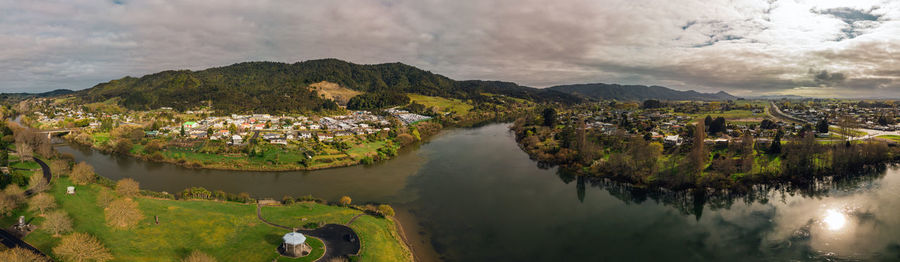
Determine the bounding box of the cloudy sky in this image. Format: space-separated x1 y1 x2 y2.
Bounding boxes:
1 0 898 97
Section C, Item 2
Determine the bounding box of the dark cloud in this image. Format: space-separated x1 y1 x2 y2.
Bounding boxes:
812 7 884 40
812 70 846 86
0 0 898 98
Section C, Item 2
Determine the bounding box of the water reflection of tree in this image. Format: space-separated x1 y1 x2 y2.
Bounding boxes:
562 165 888 220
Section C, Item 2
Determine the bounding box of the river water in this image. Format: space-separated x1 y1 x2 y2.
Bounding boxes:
56 123 900 261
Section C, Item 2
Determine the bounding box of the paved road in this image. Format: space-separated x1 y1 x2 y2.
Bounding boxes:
256 204 361 261
1 157 54 260
23 157 53 197
767 102 899 141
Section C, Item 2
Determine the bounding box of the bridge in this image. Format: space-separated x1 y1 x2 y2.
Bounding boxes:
34 128 77 139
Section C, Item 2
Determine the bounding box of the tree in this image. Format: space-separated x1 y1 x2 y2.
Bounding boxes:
704 115 713 129
377 204 395 217
96 188 115 208
105 198 143 229
542 107 557 127
70 162 96 185
0 194 18 216
51 160 70 178
52 232 114 262
115 178 140 197
707 117 726 135
27 193 56 215
339 195 352 206
113 138 133 154
182 250 218 262
687 121 707 174
16 142 32 163
3 184 26 205
816 119 829 133
0 247 50 262
769 130 783 154
642 99 662 109
43 210 74 236
28 172 49 193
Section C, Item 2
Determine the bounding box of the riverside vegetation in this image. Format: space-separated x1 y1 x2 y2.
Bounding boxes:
513 100 899 193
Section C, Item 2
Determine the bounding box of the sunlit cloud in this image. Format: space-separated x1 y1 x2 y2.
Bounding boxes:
0 0 897 97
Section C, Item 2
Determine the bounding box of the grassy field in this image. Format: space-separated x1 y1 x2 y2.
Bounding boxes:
878 135 900 143
260 203 411 261
829 127 868 137
687 110 763 122
7 177 409 262
408 94 473 116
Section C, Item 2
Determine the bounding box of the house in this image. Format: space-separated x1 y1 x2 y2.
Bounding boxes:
297 131 313 139
664 135 683 146
183 121 200 128
231 135 243 144
317 133 334 142
270 139 287 145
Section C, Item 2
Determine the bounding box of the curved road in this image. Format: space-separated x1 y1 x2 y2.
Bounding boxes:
0 157 54 260
256 204 361 261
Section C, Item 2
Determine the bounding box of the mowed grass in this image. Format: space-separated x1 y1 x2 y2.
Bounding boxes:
260 204 411 262
15 177 413 262
408 94 473 116
688 110 762 122
346 141 388 159
878 135 900 143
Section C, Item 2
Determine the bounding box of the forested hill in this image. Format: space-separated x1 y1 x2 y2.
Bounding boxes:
75 59 582 113
548 83 738 101
2 89 74 101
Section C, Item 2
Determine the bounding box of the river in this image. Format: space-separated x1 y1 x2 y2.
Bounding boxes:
56 123 900 261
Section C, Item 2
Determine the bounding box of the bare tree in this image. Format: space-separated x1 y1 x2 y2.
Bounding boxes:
27 193 56 215
0 247 50 262
182 250 218 262
115 178 140 197
28 172 49 193
52 232 114 262
105 198 143 229
51 159 70 179
3 185 26 204
16 141 32 163
43 210 74 236
96 188 115 208
70 162 96 185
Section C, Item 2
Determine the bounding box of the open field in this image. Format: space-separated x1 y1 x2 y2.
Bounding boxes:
686 110 764 122
309 81 361 106
2 176 409 261
408 94 473 115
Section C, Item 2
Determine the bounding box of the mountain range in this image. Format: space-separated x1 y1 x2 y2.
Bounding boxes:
11 60 745 112
548 83 737 101
73 59 582 113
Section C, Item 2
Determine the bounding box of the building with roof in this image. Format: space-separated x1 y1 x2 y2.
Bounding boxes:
281 232 311 257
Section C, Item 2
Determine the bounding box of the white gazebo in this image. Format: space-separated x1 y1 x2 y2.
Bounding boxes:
281 232 311 257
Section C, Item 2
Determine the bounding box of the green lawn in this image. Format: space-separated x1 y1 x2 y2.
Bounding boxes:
259 203 411 262
408 94 473 116
878 135 900 143
829 127 867 137
346 141 388 160
688 110 762 121
8 177 409 262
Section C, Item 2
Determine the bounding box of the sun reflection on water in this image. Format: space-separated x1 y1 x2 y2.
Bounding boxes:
823 209 847 231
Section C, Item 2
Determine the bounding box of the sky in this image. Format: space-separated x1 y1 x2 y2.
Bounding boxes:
1 0 898 97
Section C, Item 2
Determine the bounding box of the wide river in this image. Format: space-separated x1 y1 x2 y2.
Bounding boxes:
56 123 900 261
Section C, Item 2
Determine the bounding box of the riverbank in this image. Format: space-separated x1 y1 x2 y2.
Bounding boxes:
3 175 411 261
62 120 445 172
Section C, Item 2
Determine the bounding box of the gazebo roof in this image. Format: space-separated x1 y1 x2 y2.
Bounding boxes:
283 232 306 245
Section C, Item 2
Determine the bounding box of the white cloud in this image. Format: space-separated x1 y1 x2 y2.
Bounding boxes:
0 0 897 97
